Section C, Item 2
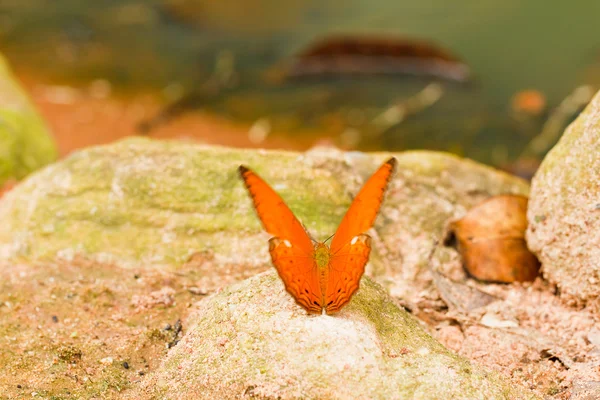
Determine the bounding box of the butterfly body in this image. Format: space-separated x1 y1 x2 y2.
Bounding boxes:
240 158 396 314
314 243 330 270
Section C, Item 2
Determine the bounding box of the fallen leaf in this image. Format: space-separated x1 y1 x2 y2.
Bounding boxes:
447 195 540 282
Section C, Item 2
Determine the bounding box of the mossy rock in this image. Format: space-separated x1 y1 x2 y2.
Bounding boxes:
0 138 528 276
527 89 600 307
0 54 58 185
0 138 529 306
0 138 534 398
131 271 536 399
0 138 356 268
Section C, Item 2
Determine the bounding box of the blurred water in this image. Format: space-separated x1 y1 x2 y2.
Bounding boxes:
1 0 599 164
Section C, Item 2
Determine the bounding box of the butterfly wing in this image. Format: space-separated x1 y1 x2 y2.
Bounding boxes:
324 157 396 314
239 166 314 253
269 238 323 313
239 166 323 313
330 157 397 253
325 234 371 313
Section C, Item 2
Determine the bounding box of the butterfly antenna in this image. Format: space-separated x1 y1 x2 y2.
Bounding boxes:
323 232 335 244
299 222 318 244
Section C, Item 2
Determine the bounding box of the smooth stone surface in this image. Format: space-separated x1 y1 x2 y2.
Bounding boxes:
527 89 600 306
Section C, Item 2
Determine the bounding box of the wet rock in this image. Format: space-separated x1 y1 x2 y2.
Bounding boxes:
0 54 57 185
526 89 600 307
132 271 535 399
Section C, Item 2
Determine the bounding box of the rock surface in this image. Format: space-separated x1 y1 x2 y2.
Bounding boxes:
0 138 540 398
369 150 528 303
0 138 353 269
132 271 534 400
0 54 57 185
526 90 600 307
0 138 529 305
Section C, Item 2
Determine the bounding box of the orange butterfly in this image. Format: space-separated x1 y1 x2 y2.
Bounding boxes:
239 158 396 314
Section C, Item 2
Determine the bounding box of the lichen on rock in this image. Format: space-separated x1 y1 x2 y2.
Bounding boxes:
0 138 529 300
0 138 352 268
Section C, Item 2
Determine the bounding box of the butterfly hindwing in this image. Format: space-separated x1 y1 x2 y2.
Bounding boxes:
269 237 323 314
325 234 371 313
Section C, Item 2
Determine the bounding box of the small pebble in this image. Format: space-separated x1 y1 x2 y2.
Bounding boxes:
164 324 172 331
100 357 114 365
187 287 208 296
139 371 145 376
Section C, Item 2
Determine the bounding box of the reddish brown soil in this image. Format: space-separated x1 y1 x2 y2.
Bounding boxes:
16 73 312 158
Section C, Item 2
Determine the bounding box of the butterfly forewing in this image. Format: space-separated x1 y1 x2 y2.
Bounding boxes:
330 157 397 254
240 166 323 313
325 234 371 313
239 166 313 254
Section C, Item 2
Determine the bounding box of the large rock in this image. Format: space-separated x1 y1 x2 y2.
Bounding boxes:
0 138 535 398
132 271 535 399
0 138 353 270
526 90 600 307
0 54 57 185
0 138 528 302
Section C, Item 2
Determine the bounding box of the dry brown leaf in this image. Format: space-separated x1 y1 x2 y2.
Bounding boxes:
448 194 540 282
